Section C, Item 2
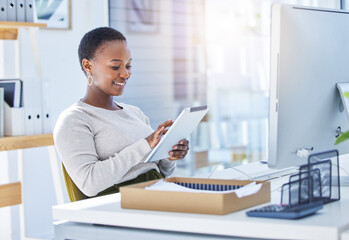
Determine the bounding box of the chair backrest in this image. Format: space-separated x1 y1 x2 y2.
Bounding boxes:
0 182 21 208
61 163 88 202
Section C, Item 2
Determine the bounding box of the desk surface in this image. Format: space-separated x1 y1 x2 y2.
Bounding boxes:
53 175 349 240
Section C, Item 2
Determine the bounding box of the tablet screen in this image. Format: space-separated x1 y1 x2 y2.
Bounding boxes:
144 105 208 163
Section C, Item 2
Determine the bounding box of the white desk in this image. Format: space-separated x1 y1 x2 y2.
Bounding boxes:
52 173 349 240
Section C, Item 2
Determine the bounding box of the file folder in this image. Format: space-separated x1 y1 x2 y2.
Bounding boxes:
25 0 34 22
16 0 25 22
0 0 7 21
4 102 25 136
32 78 43 134
41 79 51 133
0 79 23 108
23 77 35 135
6 0 16 21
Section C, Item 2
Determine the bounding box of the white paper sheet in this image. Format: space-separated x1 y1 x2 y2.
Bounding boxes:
145 180 262 198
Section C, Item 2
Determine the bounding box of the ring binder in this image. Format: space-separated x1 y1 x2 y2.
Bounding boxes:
25 0 34 22
6 0 16 21
16 0 25 22
0 0 7 21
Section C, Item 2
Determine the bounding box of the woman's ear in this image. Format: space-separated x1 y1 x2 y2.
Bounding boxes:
82 58 93 75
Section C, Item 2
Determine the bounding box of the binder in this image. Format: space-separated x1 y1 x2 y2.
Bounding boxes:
24 0 34 22
41 79 51 133
32 78 43 134
4 102 25 136
0 0 7 21
16 0 25 22
6 0 16 21
22 77 35 135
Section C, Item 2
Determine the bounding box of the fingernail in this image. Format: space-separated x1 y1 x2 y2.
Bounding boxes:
169 152 173 155
174 146 177 149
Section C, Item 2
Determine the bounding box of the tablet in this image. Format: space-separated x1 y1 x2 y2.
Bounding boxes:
144 105 209 163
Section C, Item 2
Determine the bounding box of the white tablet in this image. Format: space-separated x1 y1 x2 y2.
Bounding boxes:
144 105 209 163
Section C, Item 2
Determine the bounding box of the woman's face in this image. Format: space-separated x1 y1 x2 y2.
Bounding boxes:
87 40 132 96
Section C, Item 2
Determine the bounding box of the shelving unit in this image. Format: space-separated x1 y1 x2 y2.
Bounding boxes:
0 22 46 40
0 22 63 239
0 133 61 240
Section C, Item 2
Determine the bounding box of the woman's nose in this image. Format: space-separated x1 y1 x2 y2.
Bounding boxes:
120 67 130 79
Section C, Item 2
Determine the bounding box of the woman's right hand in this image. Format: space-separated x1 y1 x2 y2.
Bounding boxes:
145 119 173 149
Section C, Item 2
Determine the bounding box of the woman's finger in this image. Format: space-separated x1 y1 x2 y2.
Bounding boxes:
172 145 189 151
169 150 188 159
179 139 189 145
154 126 165 139
158 119 173 129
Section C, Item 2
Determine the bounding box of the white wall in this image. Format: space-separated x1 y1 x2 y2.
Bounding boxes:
0 0 108 239
109 0 206 129
109 0 176 129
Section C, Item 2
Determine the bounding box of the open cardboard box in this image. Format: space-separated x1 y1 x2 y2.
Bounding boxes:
120 177 270 215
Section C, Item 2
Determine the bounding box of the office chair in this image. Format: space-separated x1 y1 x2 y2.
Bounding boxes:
62 163 164 202
61 163 88 202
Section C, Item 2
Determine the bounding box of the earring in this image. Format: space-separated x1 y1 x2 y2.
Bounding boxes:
87 74 94 86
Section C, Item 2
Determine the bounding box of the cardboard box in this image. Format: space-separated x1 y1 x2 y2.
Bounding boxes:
120 177 270 215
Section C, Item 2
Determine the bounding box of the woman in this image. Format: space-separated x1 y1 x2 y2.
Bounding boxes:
54 27 189 200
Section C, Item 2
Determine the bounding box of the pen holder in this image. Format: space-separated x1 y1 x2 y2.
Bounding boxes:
4 102 25 136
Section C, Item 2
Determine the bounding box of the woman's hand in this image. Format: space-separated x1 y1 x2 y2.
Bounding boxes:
145 119 173 149
168 139 189 160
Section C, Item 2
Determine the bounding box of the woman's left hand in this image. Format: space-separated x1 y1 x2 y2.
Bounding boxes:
168 139 189 160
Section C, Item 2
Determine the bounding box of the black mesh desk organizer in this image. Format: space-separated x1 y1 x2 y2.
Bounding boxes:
247 149 340 219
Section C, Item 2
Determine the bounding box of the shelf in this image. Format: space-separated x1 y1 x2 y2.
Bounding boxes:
0 134 54 151
0 182 21 208
0 22 47 40
0 21 47 28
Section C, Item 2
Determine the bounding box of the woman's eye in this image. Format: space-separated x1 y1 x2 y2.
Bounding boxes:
111 66 120 70
126 65 132 69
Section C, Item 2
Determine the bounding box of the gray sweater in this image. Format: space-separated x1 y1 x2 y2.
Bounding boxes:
53 100 175 196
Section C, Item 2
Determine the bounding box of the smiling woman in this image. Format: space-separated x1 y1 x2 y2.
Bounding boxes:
53 27 189 201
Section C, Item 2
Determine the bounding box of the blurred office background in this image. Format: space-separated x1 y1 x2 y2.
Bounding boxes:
109 0 341 177
0 0 345 239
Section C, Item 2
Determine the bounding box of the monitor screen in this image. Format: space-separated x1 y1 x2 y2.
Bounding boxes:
269 4 349 169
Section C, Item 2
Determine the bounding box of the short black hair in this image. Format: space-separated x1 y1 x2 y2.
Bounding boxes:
78 27 127 74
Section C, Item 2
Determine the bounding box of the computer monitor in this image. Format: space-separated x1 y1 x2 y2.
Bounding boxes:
268 4 349 169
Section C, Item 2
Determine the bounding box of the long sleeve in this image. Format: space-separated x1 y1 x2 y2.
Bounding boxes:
158 159 176 177
137 109 176 177
54 113 152 196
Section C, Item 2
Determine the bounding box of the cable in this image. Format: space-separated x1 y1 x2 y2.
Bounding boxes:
207 163 253 180
207 163 223 179
229 167 253 180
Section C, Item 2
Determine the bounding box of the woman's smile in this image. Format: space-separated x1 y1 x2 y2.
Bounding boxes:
113 80 127 89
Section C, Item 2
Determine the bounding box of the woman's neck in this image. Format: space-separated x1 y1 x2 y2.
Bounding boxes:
82 86 120 110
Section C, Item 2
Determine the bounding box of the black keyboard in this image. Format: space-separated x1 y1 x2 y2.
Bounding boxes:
246 201 323 219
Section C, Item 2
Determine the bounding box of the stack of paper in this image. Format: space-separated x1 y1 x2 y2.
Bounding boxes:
145 180 262 198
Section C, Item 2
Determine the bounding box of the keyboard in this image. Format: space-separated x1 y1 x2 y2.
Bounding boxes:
246 201 323 219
